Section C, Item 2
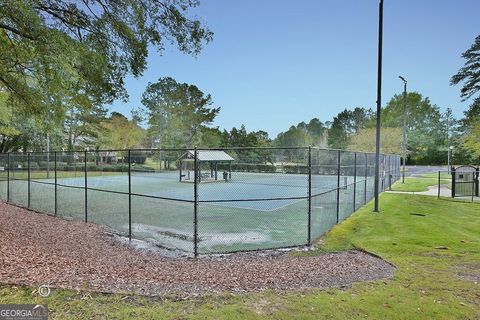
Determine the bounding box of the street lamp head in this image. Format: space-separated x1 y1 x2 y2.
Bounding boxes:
398 76 407 84
449 146 454 150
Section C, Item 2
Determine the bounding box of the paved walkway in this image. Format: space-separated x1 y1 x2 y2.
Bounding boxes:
386 184 480 202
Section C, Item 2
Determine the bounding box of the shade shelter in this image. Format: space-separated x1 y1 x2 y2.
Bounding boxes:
179 150 235 182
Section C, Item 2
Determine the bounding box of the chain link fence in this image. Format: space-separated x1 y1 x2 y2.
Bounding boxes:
0 147 400 256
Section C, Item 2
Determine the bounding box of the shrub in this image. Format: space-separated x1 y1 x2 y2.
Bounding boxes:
283 165 308 174
87 163 99 171
132 164 156 172
218 163 276 173
98 164 128 172
124 155 147 164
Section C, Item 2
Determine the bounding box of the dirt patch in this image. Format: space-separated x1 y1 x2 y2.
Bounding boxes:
250 297 284 316
0 202 395 297
455 263 480 284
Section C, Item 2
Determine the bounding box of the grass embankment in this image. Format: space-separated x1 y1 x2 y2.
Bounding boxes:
1 193 479 319
390 175 450 192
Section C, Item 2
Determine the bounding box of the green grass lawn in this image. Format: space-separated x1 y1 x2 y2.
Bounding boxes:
143 157 161 170
422 172 452 180
390 177 449 192
1 193 479 319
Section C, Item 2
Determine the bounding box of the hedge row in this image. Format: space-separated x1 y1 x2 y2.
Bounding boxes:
217 163 276 173
0 162 157 173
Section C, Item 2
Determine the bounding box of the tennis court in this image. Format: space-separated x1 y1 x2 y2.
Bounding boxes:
0 147 399 254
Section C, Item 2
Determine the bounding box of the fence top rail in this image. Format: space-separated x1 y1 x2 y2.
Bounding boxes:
0 147 400 157
1 148 188 154
198 146 398 156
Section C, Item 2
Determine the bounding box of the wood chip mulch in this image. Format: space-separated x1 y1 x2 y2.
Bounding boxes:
0 202 394 297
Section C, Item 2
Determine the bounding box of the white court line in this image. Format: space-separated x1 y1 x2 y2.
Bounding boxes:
205 198 305 213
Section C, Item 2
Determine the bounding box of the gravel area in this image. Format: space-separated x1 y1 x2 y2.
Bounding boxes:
0 202 395 297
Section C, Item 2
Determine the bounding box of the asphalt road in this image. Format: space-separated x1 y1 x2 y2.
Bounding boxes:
403 165 450 177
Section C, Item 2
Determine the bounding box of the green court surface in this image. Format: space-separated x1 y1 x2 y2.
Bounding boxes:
0 170 382 254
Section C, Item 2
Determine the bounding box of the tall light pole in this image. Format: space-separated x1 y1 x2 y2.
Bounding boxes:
374 0 384 213
399 76 407 183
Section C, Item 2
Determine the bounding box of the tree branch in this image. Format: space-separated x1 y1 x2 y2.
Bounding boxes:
0 23 36 40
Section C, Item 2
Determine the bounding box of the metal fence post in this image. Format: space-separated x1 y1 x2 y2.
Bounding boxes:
437 171 440 199
386 155 390 189
27 152 31 208
6 153 10 203
193 147 199 258
393 156 396 183
387 155 391 190
336 150 341 223
307 146 312 245
472 176 475 202
128 149 132 240
451 167 456 198
381 155 385 192
46 140 50 179
475 168 480 197
393 155 396 181
398 156 400 180
84 150 88 222
54 151 57 215
353 152 357 212
364 153 368 205
394 155 396 181
398 156 401 181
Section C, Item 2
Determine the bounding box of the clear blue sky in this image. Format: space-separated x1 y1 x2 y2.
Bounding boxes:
108 0 480 137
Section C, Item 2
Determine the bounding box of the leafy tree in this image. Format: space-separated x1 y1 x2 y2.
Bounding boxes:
459 98 480 130
0 115 64 153
451 35 480 164
327 118 349 149
0 92 18 143
452 100 480 164
442 108 456 144
98 112 145 150
462 121 480 160
141 77 220 147
12 117 63 152
351 108 371 132
306 118 327 146
276 125 310 147
217 126 273 164
275 118 327 148
253 130 271 147
348 127 402 154
327 108 369 149
0 91 64 152
381 93 446 164
63 104 108 150
0 0 212 139
199 127 223 148
451 35 480 101
222 125 261 147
